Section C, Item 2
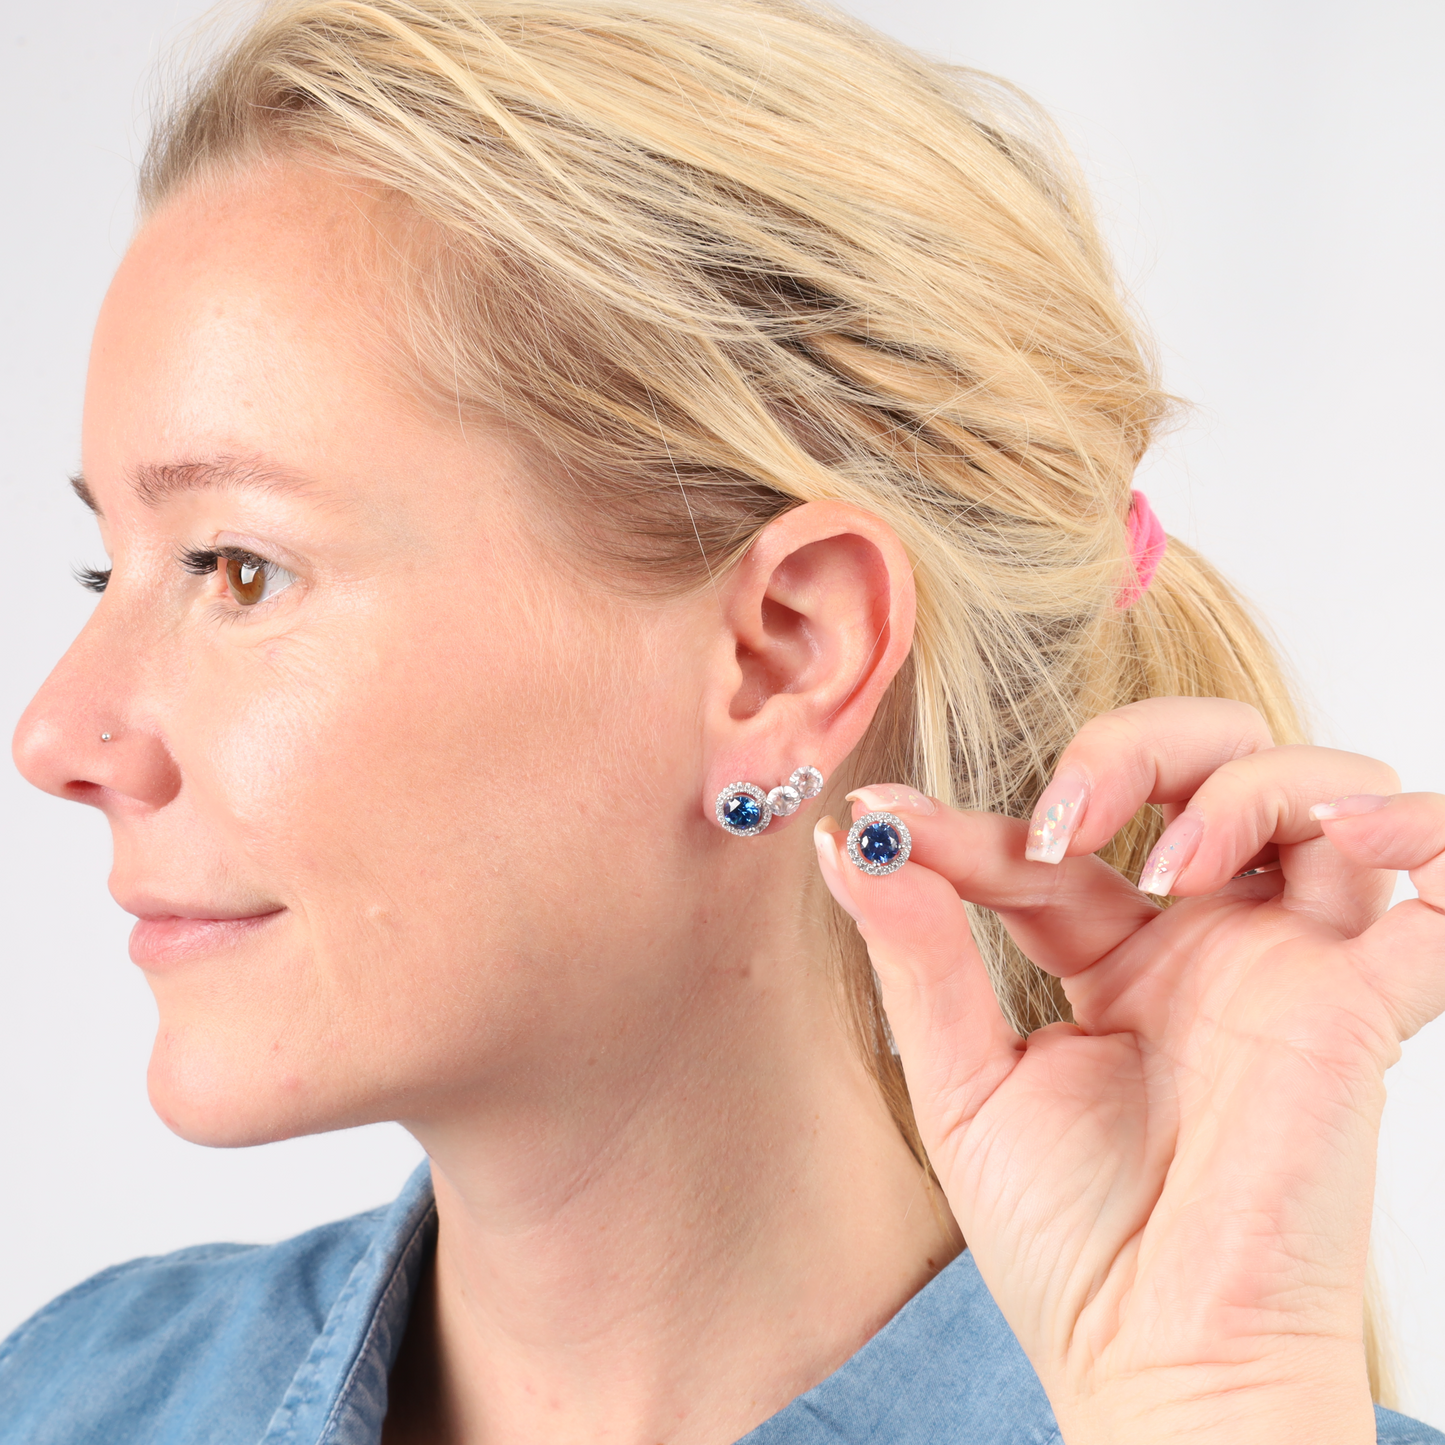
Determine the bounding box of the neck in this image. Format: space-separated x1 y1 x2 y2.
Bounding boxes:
384 910 960 1445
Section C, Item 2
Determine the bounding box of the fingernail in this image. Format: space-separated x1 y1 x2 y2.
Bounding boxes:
813 817 862 921
845 785 937 817
1138 812 1205 896
1025 774 1090 865
1310 794 1391 821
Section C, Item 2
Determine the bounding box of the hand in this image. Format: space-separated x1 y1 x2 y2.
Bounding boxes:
814 697 1445 1445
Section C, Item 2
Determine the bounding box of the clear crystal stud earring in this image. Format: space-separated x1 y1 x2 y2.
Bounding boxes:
845 810 912 876
716 765 825 837
766 765 824 819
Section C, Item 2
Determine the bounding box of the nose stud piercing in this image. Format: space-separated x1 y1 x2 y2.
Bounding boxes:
100 733 112 742
845 811 912 876
716 766 824 837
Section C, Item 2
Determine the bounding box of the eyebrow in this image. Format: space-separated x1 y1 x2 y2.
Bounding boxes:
70 473 100 513
70 454 326 517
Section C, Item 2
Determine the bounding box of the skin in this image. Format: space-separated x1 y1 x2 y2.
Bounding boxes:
12 161 953 1445
13 158 1445 1444
819 718 1445 1444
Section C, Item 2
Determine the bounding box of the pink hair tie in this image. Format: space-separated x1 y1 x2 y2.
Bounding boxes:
1118 489 1167 608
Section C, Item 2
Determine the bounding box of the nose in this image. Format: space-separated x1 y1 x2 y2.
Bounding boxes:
13 615 182 814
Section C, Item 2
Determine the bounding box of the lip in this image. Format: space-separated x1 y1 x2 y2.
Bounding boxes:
128 909 286 970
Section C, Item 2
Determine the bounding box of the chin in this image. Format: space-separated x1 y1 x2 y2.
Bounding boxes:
145 1022 381 1150
139 924 400 1148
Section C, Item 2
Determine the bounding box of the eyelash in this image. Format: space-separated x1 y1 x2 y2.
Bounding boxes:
72 548 286 598
179 545 254 578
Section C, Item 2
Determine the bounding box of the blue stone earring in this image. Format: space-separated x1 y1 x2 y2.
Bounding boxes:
715 766 824 837
716 781 771 837
845 811 912 876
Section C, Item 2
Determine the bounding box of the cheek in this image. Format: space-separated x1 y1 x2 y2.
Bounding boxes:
186 616 548 908
147 577 697 1140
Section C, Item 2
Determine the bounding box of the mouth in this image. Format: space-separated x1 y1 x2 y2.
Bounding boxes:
127 908 286 970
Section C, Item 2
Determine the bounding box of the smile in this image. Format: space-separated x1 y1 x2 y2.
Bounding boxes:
128 910 286 970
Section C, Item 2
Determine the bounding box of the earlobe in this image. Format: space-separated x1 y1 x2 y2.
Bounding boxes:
702 501 916 825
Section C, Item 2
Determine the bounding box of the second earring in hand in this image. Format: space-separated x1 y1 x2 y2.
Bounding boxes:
716 766 825 837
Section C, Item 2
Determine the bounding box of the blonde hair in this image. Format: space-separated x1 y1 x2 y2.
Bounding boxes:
138 0 1389 1401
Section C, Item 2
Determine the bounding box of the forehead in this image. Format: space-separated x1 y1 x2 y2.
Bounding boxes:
83 163 421 495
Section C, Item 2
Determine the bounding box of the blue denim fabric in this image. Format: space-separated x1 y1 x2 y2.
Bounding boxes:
1 1161 1439 1443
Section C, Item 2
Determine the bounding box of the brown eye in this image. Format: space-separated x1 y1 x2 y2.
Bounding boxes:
223 556 268 606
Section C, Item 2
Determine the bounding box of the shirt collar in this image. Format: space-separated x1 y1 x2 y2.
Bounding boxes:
261 1161 437 1445
260 1161 1058 1445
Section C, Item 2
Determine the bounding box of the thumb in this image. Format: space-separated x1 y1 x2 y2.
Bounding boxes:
1311 793 1445 1042
814 816 1022 1139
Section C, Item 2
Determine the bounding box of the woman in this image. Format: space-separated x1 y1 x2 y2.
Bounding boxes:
2 0 1441 1440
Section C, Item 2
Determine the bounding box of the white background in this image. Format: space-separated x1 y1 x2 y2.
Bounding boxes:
2 0 1441 1424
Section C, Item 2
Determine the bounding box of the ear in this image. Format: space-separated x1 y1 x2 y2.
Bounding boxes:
701 500 916 828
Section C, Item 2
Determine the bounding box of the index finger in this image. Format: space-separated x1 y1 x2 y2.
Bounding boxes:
840 787 1159 979
1024 696 1274 864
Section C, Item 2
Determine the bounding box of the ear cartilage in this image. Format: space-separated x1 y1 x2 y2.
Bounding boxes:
845 811 911 876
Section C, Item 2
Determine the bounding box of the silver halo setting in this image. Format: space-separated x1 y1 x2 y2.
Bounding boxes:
715 781 772 837
845 810 912 876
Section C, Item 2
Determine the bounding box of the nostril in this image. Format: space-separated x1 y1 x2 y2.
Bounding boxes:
14 684 183 810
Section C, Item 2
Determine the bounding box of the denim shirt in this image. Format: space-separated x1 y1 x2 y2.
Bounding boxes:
1 1162 1439 1444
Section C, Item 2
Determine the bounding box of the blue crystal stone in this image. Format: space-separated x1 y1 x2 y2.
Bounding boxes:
859 820 901 864
724 793 763 831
